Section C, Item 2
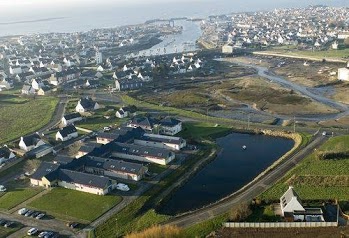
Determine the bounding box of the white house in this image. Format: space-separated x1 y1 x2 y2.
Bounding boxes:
338 67 349 81
61 113 82 127
75 97 100 113
56 125 78 141
159 117 182 135
222 45 233 54
0 147 15 164
134 133 186 151
280 186 305 217
19 134 46 152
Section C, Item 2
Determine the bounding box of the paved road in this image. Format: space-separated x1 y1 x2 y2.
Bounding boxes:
164 134 328 228
38 95 68 134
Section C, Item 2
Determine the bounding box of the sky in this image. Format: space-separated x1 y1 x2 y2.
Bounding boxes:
0 0 347 22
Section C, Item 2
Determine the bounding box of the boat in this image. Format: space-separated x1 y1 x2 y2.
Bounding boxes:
116 183 130 191
242 145 247 150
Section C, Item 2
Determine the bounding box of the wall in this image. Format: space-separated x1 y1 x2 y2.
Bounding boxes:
224 222 338 228
58 181 107 195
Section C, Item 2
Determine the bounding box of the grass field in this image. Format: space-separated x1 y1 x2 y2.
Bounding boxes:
0 95 58 144
264 47 349 60
0 188 42 210
0 226 21 238
178 122 232 140
260 135 349 201
28 188 122 222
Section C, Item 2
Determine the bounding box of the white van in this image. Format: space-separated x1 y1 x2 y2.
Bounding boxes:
27 228 38 236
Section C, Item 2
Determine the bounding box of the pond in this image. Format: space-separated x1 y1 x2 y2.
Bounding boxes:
157 132 294 215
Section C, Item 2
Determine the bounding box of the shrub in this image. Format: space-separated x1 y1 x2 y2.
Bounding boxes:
125 225 183 238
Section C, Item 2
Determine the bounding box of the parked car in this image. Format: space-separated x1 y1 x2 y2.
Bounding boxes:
44 231 54 238
0 185 6 192
31 211 40 218
0 219 7 226
25 210 35 217
36 213 46 219
66 222 79 229
4 221 15 228
18 208 28 215
27 228 38 236
38 231 48 238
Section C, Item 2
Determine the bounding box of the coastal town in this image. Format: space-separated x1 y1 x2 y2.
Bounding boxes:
1 3 349 238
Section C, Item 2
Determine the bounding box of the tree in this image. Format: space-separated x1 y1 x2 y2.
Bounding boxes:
229 202 252 222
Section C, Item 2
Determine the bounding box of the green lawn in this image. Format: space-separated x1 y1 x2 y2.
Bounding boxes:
260 135 349 201
28 188 122 222
0 95 58 144
0 188 42 210
0 226 22 238
178 122 231 140
265 47 349 60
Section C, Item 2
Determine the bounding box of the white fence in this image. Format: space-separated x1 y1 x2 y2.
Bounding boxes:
224 222 338 228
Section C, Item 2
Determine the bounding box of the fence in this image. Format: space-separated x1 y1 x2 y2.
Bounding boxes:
224 222 338 228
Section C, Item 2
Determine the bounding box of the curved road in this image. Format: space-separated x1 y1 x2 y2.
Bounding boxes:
217 59 349 122
164 133 327 228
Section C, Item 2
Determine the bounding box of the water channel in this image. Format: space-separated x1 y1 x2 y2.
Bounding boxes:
158 132 294 215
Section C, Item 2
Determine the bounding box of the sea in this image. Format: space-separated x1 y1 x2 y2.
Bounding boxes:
0 0 347 37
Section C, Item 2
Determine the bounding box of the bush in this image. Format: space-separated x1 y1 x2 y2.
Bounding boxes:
317 151 349 160
229 202 252 222
125 225 183 238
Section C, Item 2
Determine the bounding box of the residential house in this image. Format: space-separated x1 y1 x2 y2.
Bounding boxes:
82 156 148 181
61 113 82 127
115 105 137 118
159 117 182 135
56 125 78 141
127 116 159 132
134 133 186 151
0 79 13 90
115 79 143 91
280 186 325 222
338 67 349 81
30 161 61 186
111 142 175 165
0 147 15 165
19 133 46 152
75 97 100 113
21 85 35 95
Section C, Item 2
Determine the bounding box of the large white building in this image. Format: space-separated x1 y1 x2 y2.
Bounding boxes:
96 51 103 65
338 67 349 81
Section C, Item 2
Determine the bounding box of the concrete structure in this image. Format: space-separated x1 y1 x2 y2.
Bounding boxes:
338 67 349 81
134 133 186 151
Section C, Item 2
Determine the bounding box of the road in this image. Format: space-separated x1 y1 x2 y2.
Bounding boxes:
164 133 328 228
38 95 68 134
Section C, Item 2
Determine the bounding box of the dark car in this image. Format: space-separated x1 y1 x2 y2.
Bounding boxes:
31 211 40 218
36 213 46 219
4 221 15 228
25 210 35 217
67 222 79 229
0 219 7 226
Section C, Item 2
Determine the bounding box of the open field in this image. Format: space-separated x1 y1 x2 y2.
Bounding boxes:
263 47 349 61
0 188 42 210
28 188 122 222
0 95 59 144
214 227 349 238
260 135 349 201
0 226 21 238
217 76 337 116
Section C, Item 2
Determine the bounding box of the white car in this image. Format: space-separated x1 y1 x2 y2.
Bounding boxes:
18 208 28 215
27 228 38 236
116 183 130 191
0 185 6 192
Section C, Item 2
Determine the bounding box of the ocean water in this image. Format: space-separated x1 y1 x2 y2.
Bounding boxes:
0 0 346 36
